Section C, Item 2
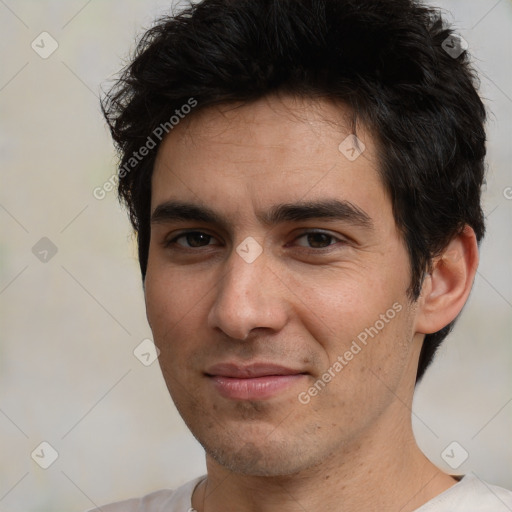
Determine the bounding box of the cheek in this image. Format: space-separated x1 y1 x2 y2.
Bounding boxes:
145 271 171 335
294 269 412 387
144 269 206 404
300 313 413 437
144 262 197 348
287 264 401 341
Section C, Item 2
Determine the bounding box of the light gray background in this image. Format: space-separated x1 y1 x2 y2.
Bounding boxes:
0 1 511 511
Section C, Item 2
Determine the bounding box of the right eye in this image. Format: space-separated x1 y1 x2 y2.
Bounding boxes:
164 231 221 250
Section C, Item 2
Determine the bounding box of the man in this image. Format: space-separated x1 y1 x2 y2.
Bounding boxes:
92 0 512 510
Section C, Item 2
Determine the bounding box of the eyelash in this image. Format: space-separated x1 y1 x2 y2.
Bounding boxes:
163 230 346 253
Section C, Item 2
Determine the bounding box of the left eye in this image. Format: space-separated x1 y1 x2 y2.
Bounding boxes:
293 231 341 249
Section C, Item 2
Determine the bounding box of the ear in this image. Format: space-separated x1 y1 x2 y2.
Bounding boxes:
415 225 479 334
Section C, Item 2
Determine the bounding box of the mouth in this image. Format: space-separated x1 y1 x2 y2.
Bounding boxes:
205 362 309 400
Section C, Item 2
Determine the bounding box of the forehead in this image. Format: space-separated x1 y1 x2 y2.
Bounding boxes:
151 94 389 226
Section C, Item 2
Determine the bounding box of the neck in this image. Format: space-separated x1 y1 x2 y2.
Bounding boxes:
192 400 457 512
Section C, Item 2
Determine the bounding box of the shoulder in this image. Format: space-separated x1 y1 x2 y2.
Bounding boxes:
416 473 512 511
84 475 205 512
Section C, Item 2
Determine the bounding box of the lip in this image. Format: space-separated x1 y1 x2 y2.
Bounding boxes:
205 362 305 378
205 362 308 400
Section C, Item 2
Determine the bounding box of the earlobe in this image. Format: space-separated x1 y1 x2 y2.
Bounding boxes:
415 225 479 334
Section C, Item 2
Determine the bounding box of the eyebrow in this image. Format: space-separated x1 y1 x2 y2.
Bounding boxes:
150 199 374 231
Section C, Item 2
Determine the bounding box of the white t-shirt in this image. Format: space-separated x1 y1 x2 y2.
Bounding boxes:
86 473 512 511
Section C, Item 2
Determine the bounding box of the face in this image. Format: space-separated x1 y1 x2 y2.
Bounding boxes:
145 94 422 477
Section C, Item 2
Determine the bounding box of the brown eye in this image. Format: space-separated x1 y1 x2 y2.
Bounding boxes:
165 231 218 249
294 231 342 249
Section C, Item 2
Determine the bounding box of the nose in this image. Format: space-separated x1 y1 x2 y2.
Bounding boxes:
207 244 289 340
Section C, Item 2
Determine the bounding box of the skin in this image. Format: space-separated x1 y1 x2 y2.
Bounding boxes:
145 93 479 512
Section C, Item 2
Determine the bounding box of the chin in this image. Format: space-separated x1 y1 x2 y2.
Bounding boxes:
202 436 319 477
